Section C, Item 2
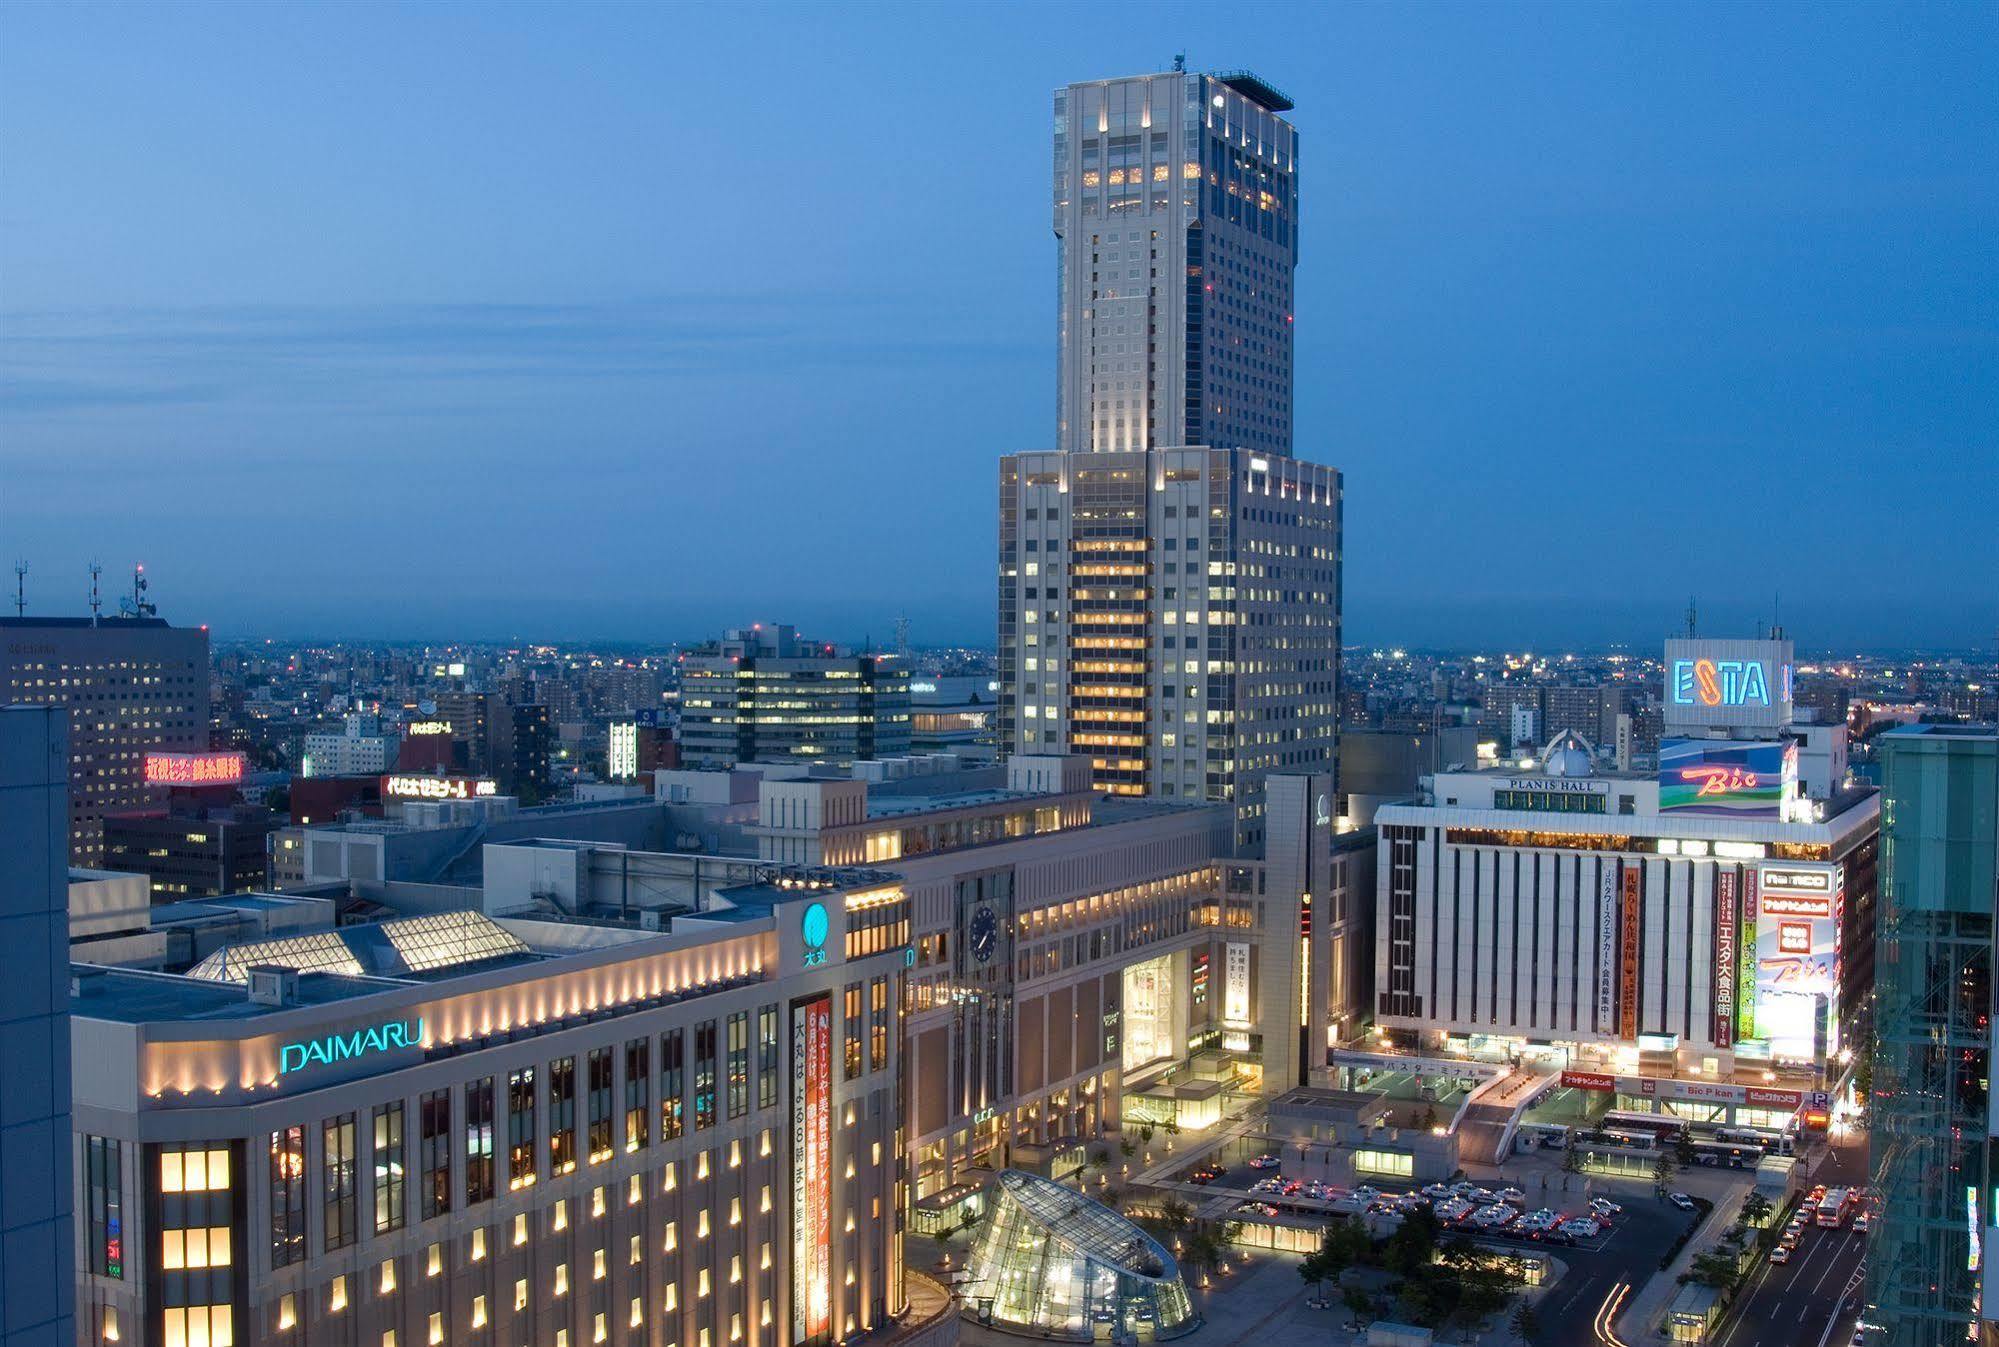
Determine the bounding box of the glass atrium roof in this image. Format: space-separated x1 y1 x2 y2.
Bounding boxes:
960 1169 1197 1340
186 910 532 983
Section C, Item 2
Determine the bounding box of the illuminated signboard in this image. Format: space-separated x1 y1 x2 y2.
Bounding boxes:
279 1017 424 1075
800 901 829 967
1663 638 1794 730
1223 941 1251 1027
1596 865 1618 1032
1714 871 1737 1048
381 774 498 801
792 994 833 1342
1619 868 1642 1040
607 722 639 780
1752 863 1841 1063
144 752 246 787
1659 739 1795 817
1738 868 1759 1040
1972 1188 1983 1273
404 720 453 736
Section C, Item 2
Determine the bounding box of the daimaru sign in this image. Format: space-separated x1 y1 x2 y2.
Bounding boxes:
280 1018 425 1075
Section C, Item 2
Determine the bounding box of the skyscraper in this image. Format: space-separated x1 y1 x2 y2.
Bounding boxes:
1053 70 1299 457
1001 69 1339 851
1866 723 1999 1346
1 610 210 864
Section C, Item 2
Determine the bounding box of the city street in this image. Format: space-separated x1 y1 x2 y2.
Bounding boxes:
1712 1225 1864 1347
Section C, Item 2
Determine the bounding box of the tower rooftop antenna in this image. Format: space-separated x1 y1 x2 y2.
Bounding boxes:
12 561 23 618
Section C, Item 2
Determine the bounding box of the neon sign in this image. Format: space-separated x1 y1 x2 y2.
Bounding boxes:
382 774 497 801
1680 764 1759 797
1670 658 1774 710
145 752 246 786
279 1018 424 1075
404 721 453 736
1659 740 1791 816
800 901 829 967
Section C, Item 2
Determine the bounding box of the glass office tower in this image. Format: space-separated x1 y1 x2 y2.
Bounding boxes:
1865 724 1999 1345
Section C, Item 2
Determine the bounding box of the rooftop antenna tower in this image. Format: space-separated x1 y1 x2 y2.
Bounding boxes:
894 613 910 661
119 563 155 620
1684 597 1697 639
11 561 23 617
1173 51 1187 73
89 562 102 625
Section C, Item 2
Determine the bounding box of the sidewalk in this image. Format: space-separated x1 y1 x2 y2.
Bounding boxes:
1617 1186 1749 1344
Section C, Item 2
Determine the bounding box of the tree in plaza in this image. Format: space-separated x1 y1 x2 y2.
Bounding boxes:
1741 1190 1774 1229
1653 1148 1678 1196
1511 1302 1543 1344
1687 1249 1743 1291
1342 1285 1375 1330
1561 1142 1583 1176
1674 1127 1697 1168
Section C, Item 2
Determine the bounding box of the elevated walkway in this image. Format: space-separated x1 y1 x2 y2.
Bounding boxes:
1453 1067 1560 1165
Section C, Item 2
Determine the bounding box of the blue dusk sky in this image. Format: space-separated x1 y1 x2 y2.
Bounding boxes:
2 2 1994 651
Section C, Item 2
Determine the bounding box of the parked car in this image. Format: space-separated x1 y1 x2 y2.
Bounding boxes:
1248 1154 1279 1170
1497 1187 1526 1204
1669 1192 1697 1211
1590 1198 1624 1216
1423 1183 1455 1199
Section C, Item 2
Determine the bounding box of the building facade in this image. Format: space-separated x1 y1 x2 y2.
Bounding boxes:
102 801 280 901
300 716 400 780
996 446 1340 849
1052 70 1298 459
0 706 77 1346
1865 724 1999 1346
68 881 908 1347
678 627 911 770
1 614 210 865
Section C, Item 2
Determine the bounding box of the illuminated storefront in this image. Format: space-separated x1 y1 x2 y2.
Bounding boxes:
1122 956 1178 1074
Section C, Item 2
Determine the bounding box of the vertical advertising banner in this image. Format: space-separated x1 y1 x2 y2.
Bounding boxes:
1223 941 1251 1027
1596 865 1618 1033
793 994 833 1342
1739 869 1759 1041
1619 867 1642 1040
1713 871 1737 1048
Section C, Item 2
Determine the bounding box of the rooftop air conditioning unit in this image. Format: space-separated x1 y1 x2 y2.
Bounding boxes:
247 965 301 1007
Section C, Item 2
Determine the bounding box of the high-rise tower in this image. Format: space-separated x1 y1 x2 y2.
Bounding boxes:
1002 70 1338 853
1054 70 1298 458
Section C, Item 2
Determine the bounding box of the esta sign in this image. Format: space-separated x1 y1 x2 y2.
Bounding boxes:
1670 657 1775 710
279 1018 424 1075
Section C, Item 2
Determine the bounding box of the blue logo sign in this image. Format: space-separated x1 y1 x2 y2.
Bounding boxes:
1669 658 1780 710
801 901 829 966
279 1018 425 1075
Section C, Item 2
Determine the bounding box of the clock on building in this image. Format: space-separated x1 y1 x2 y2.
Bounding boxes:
970 905 998 963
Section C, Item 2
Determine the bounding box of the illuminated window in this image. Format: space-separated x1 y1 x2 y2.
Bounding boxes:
513 1213 527 1246
470 1295 487 1329
428 1312 443 1345
594 1248 606 1280
664 1221 678 1252
329 1274 348 1312
630 1297 644 1328
470 1227 486 1261
426 1243 442 1277
514 1279 528 1311
698 1268 711 1298
554 1263 569 1296
593 1313 607 1344
553 1198 568 1231
278 1295 296 1330
629 1234 642 1266
379 1259 397 1294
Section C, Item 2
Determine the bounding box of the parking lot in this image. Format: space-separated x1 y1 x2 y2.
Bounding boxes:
1178 1148 1632 1255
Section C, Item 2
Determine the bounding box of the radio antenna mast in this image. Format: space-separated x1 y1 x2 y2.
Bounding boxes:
11 562 23 617
89 562 102 625
1684 597 1697 639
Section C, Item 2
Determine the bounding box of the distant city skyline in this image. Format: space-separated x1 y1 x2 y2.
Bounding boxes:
4 5 1994 650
